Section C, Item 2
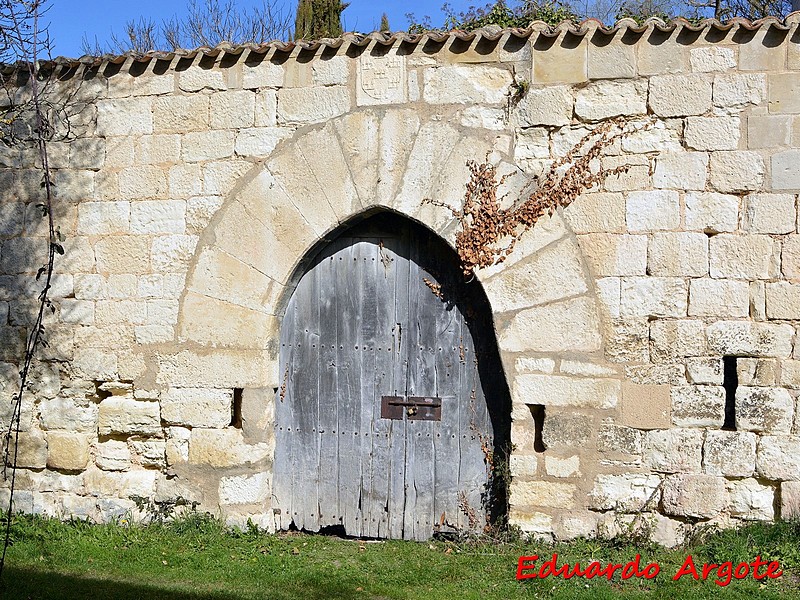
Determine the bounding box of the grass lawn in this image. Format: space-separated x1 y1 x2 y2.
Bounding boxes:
1 513 799 599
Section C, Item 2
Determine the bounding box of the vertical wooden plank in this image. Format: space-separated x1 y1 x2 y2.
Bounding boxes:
273 291 296 531
291 256 322 532
336 238 363 536
361 238 387 538
429 249 462 535
387 233 410 539
405 236 438 541
317 243 340 531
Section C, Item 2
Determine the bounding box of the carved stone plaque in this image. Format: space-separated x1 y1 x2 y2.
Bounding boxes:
357 54 407 106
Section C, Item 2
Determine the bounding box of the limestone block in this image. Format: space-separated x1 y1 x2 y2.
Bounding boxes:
766 282 800 320
509 510 553 535
514 127 549 161
684 116 740 151
577 234 647 276
96 97 153 136
644 428 703 473
771 150 800 190
781 481 800 519
784 236 800 280
135 134 181 166
603 155 652 191
188 428 270 467
510 481 575 509
186 196 224 235
757 436 800 481
513 85 573 126
780 360 800 388
130 440 165 468
620 277 687 318
625 364 685 385
106 274 138 298
59 299 94 325
709 234 780 279
544 455 580 478
662 474 727 518
738 357 777 387
153 95 210 132
150 235 198 273
736 386 794 434
77 201 130 235
73 349 117 380
514 374 618 409
498 297 602 353
713 73 766 108
649 233 708 278
621 382 671 429
130 200 186 235
742 194 796 234
541 412 592 447
597 423 643 455
588 41 636 79
689 278 749 317
96 440 131 471
483 240 587 313
703 430 756 477
588 473 661 511
254 90 278 127
768 72 800 114
210 90 255 129
202 160 252 196
533 37 587 83
95 300 147 326
8 430 47 469
166 427 190 466
649 75 712 117
219 472 270 505
606 318 650 362
574 80 647 121
93 236 149 275
242 61 284 88
621 120 682 154
119 165 167 200
423 64 511 104
690 46 736 72
748 115 792 149
177 66 225 92
727 478 774 520
98 397 160 436
552 512 598 541
709 151 765 193
509 454 538 477
595 277 621 319
46 432 89 471
707 321 794 357
671 385 725 428
168 164 203 199
626 190 680 231
515 357 555 374
653 152 708 190
276 86 349 124
235 127 290 157
182 130 235 163
40 397 98 433
161 388 232 428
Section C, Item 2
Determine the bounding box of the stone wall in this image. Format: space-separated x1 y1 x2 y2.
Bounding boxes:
1 16 800 544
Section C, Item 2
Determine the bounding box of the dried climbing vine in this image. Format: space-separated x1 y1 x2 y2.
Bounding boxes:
432 117 648 276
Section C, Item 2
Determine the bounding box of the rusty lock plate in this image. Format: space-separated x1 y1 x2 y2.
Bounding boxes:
381 396 442 421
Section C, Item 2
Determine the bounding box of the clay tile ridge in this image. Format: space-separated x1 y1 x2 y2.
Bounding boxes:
7 11 800 70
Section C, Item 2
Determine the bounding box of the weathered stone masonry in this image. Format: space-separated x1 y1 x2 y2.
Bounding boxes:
2 15 800 544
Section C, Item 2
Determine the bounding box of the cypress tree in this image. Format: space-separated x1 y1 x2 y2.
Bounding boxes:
380 12 390 31
294 0 348 40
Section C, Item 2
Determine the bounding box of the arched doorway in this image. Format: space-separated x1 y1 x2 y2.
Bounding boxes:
272 212 511 540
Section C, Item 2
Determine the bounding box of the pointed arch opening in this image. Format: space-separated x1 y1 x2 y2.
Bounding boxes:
272 211 511 540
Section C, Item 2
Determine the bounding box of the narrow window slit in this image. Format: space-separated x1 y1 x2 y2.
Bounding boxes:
231 388 243 429
722 357 738 431
529 404 546 453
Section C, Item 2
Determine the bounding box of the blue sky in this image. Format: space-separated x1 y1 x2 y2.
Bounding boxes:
45 0 479 58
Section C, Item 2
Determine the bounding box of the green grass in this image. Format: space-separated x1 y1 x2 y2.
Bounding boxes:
1 512 800 599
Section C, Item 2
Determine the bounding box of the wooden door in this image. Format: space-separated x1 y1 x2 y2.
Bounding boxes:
273 214 507 540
